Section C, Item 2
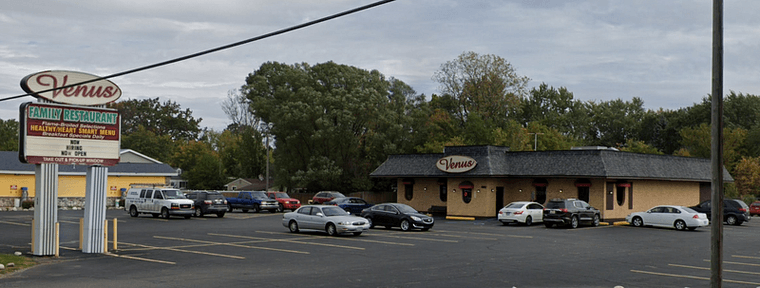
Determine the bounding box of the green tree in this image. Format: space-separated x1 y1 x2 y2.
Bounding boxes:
0 118 19 151
732 157 760 198
585 98 646 147
679 123 746 172
242 61 414 192
108 97 203 141
120 125 176 162
520 83 590 141
618 139 663 155
432 51 529 125
170 140 225 190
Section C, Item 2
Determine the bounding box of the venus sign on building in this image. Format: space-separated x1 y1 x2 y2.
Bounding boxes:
19 70 122 166
436 155 477 173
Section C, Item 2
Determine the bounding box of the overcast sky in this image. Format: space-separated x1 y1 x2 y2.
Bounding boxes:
2 0 759 131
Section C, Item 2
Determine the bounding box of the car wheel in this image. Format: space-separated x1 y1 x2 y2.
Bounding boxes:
129 206 138 217
592 215 600 227
353 232 362 236
194 207 203 217
632 216 644 227
570 216 579 229
400 219 411 231
217 212 225 218
277 204 284 213
326 224 338 236
161 208 170 219
253 204 260 213
227 204 233 212
674 220 687 231
366 217 374 228
289 221 299 233
525 216 533 226
726 215 738 225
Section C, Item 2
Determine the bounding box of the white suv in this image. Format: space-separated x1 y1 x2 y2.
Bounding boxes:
125 187 194 219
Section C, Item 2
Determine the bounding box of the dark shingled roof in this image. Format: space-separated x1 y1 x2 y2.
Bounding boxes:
0 151 177 176
370 146 733 182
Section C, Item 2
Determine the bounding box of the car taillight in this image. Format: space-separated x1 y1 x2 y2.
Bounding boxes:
738 208 747 212
559 208 568 213
693 215 699 219
514 211 523 215
204 200 212 204
498 211 503 215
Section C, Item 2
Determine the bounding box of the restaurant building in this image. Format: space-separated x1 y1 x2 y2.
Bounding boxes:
370 146 732 220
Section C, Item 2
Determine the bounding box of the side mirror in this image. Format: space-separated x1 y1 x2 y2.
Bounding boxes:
316 212 325 217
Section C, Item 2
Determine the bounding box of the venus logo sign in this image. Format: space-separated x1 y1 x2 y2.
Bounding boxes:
20 70 122 106
436 155 477 173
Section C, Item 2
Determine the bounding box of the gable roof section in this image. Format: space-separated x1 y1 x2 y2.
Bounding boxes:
370 146 733 182
0 151 177 176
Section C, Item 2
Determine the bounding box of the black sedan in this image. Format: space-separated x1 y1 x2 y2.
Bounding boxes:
324 197 373 215
360 203 434 231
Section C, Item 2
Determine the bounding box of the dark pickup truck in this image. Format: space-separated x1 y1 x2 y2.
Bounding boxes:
226 191 279 213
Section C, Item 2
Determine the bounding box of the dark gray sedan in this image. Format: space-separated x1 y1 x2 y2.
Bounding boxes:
282 205 370 236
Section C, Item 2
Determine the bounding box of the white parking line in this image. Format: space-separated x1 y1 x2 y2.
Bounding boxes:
0 220 30 227
155 235 308 254
631 269 760 285
254 231 415 246
209 233 364 250
669 263 760 276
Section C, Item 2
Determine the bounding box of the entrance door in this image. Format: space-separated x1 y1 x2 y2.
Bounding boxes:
495 187 504 212
578 187 590 203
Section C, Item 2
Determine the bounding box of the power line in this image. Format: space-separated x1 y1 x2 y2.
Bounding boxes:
0 0 396 103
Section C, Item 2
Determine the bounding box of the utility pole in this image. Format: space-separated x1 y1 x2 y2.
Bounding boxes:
710 0 724 287
528 132 544 151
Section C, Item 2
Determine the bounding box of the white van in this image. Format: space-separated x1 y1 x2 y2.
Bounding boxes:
125 185 194 219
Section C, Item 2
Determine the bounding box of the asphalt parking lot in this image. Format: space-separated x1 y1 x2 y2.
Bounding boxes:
1 209 759 288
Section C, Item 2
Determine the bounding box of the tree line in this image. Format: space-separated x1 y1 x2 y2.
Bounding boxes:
1 51 759 202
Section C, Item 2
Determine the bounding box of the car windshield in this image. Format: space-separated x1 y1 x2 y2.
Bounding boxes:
504 203 526 209
162 190 185 199
680 207 698 214
251 191 268 199
274 192 290 198
322 206 349 216
394 204 419 214
208 194 224 200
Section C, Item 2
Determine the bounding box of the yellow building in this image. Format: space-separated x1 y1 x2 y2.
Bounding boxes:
1 149 178 208
370 146 732 221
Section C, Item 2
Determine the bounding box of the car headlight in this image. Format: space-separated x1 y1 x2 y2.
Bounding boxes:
411 216 422 221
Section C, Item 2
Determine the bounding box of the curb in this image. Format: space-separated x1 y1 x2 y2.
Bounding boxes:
445 216 475 221
612 221 629 226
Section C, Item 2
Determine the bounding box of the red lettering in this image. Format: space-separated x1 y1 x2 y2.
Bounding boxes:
33 73 117 99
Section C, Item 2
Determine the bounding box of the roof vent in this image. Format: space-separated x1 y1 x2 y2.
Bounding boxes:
571 146 620 151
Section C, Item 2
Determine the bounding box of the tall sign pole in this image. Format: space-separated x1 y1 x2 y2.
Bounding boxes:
710 0 724 287
19 70 122 255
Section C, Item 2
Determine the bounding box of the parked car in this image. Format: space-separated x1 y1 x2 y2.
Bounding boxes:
124 186 194 219
226 191 279 213
750 201 760 216
543 198 600 228
360 203 434 231
185 191 227 218
689 199 751 225
266 191 301 212
324 197 373 215
625 205 708 231
282 205 370 236
311 191 346 204
498 201 544 226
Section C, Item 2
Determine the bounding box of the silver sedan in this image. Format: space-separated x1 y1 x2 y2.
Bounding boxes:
282 205 370 236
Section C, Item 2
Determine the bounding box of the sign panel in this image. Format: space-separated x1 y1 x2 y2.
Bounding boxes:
436 155 477 173
20 70 122 106
19 102 121 166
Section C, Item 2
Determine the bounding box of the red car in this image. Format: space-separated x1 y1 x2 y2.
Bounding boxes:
266 191 301 212
750 201 760 216
311 191 346 204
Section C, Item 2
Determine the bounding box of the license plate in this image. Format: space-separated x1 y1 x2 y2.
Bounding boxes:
550 210 555 214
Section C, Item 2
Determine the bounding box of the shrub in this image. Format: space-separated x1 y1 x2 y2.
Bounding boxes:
21 200 34 209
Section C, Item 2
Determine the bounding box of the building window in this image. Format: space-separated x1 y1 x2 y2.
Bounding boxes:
404 184 413 201
577 187 590 203
462 188 472 203
616 186 625 206
439 184 447 202
534 186 547 204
